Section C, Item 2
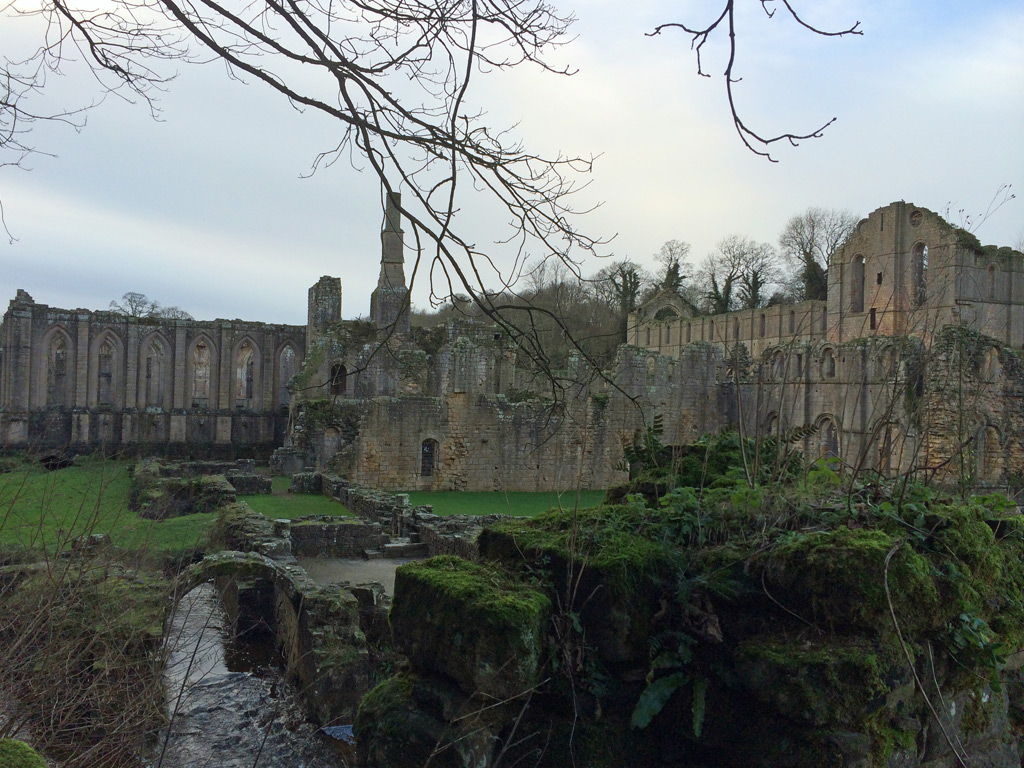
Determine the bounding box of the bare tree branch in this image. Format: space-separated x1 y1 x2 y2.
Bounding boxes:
649 0 862 161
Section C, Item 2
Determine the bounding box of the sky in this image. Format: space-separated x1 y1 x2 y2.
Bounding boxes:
1 0 1022 325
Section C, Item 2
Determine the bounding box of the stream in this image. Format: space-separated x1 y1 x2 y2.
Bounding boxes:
157 584 343 768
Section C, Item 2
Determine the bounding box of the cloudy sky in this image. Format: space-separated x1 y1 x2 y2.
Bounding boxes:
1 0 1021 325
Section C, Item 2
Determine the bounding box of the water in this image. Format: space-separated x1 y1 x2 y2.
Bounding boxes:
157 584 343 768
296 557 419 595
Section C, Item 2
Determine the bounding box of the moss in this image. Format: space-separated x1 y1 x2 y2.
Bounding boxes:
0 739 47 768
866 714 917 765
954 226 984 253
960 688 994 737
395 556 550 629
737 638 893 728
757 528 938 636
482 506 671 598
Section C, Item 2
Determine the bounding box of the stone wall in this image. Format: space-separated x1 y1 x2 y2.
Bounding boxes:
0 291 304 453
288 519 389 558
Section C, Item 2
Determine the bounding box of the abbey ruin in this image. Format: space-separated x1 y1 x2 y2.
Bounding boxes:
2 198 1023 493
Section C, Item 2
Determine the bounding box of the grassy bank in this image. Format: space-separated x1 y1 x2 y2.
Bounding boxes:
0 459 214 555
404 489 606 517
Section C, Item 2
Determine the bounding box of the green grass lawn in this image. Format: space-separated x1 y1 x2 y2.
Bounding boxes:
238 490 352 520
0 459 214 554
403 489 606 517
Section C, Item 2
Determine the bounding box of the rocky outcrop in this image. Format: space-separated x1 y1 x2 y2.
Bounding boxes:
355 481 1024 767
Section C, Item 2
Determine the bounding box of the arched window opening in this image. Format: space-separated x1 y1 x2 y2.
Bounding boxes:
665 325 672 344
98 340 114 405
851 255 865 313
821 349 836 379
278 346 297 407
421 438 439 476
645 328 651 346
771 351 785 380
685 323 692 343
47 336 69 406
820 307 827 332
733 318 739 341
988 264 996 300
710 320 716 340
912 243 928 306
235 342 255 405
818 418 839 461
330 363 347 396
759 314 766 337
879 348 898 379
144 339 165 408
192 341 211 406
788 310 795 334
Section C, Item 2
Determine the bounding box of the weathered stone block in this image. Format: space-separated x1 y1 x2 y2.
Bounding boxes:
355 673 501 768
290 472 323 494
226 473 272 494
390 556 550 700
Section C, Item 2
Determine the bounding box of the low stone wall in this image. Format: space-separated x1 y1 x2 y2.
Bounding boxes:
414 513 507 562
153 459 256 477
225 474 272 494
185 551 368 726
289 472 323 495
288 518 389 558
286 471 524 560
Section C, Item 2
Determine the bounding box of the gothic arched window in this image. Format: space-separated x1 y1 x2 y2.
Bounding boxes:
47 336 69 406
330 363 347 397
193 341 211 402
851 255 865 313
236 342 255 403
144 339 166 407
98 340 114 405
912 243 928 306
421 439 439 476
279 346 297 406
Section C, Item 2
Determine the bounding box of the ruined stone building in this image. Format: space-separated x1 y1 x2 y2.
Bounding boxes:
2 199 1022 492
629 201 1024 489
0 292 305 454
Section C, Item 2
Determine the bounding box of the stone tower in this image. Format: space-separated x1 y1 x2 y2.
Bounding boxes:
370 192 411 336
307 275 342 352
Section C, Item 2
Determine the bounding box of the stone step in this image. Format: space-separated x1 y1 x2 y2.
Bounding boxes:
382 542 429 558
363 549 385 560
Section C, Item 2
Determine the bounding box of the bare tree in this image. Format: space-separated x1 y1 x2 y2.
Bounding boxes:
108 292 192 319
3 0 861 390
648 1 862 161
698 235 780 314
654 240 690 295
778 207 858 301
158 305 194 320
109 291 160 318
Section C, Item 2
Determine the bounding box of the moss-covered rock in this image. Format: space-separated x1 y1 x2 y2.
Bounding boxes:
390 556 551 700
0 739 47 768
355 672 501 768
755 528 938 635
